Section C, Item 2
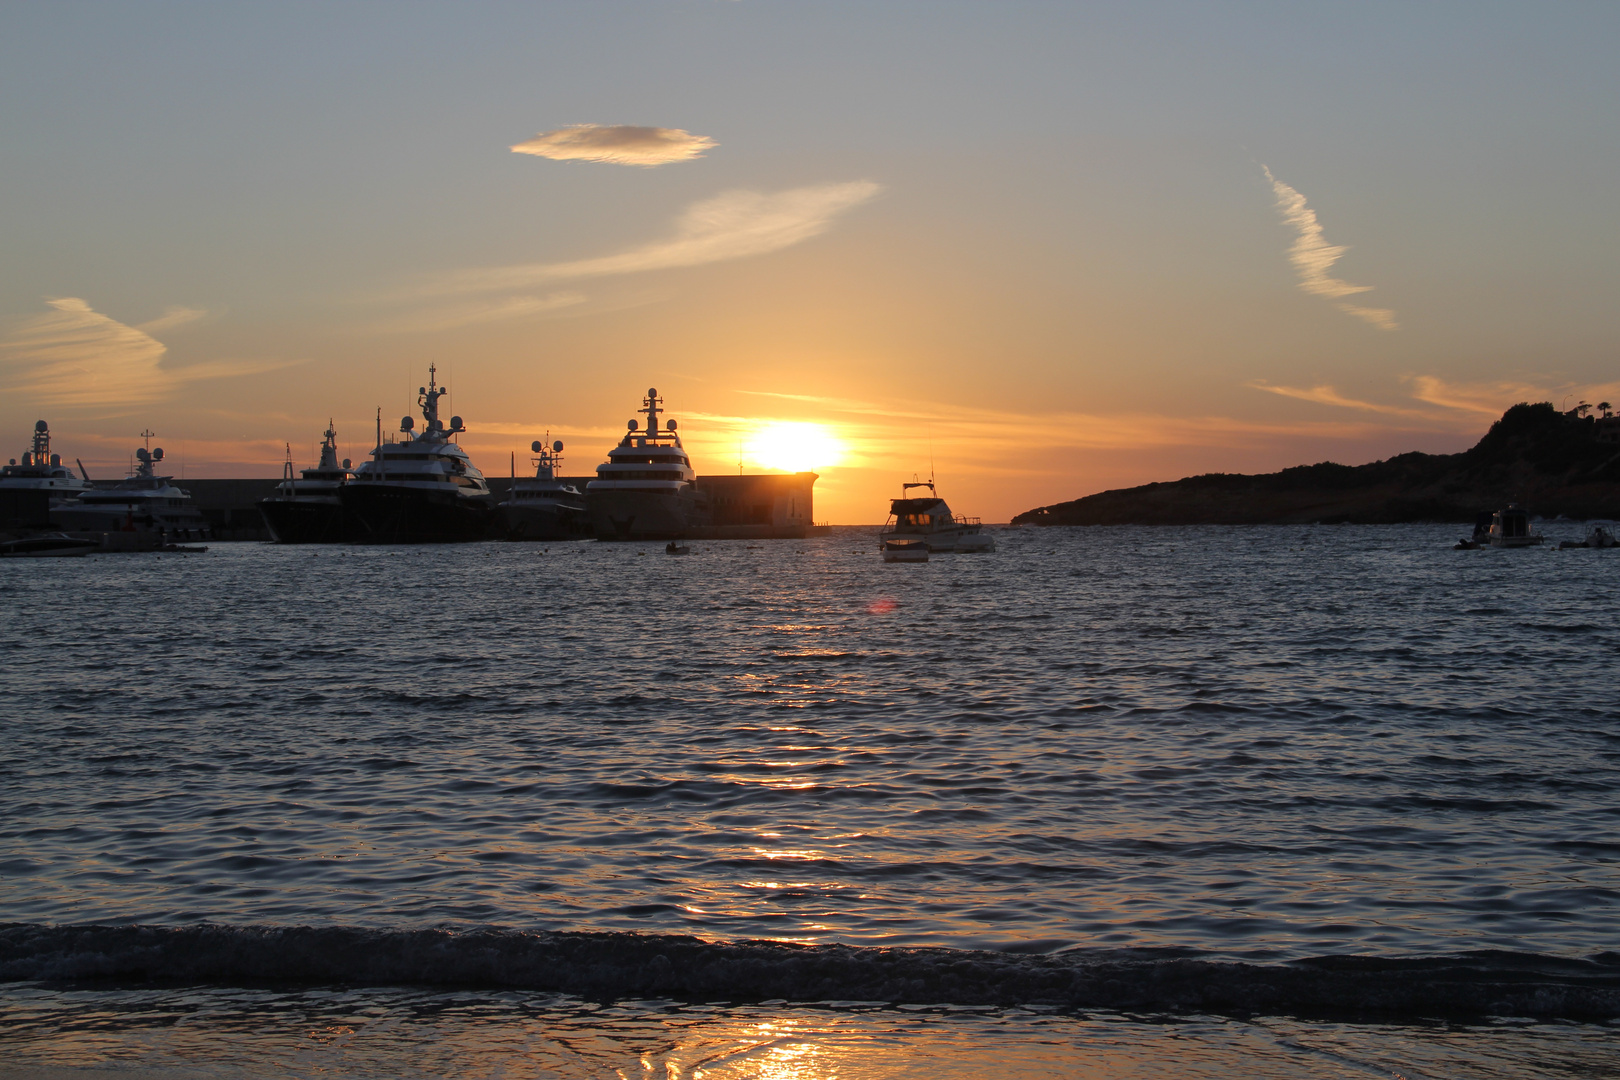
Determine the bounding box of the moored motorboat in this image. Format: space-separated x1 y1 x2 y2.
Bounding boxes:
0 533 100 558
499 436 589 541
1485 504 1544 548
879 479 994 554
257 422 353 543
339 366 496 544
881 537 929 563
587 388 703 541
1558 524 1618 549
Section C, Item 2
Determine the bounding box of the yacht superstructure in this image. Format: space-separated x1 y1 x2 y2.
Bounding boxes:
0 421 91 505
879 479 995 553
587 388 702 540
499 436 588 540
257 421 353 543
52 430 210 541
339 365 495 543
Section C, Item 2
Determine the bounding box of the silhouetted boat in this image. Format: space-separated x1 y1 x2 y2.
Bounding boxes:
340 366 495 543
0 533 99 558
499 436 588 541
258 421 353 543
0 420 91 507
587 388 702 541
880 479 994 553
1485 504 1544 548
52 430 210 542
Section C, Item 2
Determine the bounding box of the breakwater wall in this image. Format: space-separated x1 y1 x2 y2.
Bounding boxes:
114 472 821 541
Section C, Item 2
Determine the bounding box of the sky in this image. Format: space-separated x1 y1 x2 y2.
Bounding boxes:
2 1 1618 523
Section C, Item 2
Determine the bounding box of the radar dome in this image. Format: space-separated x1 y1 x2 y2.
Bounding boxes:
552 440 563 453
136 448 150 461
35 420 47 433
648 387 657 398
450 415 462 429
667 419 677 431
531 440 543 453
628 419 639 430
153 448 164 460
401 416 414 431
342 458 352 469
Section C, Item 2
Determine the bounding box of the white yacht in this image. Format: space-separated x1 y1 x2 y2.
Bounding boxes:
587 388 702 541
0 420 92 505
879 479 995 553
499 436 588 540
257 421 353 544
339 365 496 543
52 431 211 541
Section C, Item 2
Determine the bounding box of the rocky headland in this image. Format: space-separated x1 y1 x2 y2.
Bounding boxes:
1013 403 1620 526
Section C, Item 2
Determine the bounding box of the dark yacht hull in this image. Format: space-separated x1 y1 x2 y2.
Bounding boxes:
499 502 592 541
587 489 702 541
257 499 349 544
339 485 495 544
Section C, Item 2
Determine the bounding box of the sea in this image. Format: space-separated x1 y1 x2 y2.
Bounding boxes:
2 524 1617 1078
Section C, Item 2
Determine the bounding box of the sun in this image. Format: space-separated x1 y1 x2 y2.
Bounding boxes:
744 421 845 473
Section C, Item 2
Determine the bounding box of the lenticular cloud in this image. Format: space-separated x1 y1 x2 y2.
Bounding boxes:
511 124 716 167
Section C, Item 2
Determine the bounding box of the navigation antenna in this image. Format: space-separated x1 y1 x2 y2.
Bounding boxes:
282 442 294 483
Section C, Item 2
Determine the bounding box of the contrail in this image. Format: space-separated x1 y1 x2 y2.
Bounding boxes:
1263 166 1396 330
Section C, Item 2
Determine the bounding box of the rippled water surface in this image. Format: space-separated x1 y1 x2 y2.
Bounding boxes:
3 525 1619 959
3 984 1616 1080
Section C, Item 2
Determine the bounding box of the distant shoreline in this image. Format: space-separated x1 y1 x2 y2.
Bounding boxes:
1013 402 1620 527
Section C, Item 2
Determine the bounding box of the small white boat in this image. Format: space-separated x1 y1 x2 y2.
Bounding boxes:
1486 505 1544 548
882 538 929 563
1558 524 1618 549
879 479 994 554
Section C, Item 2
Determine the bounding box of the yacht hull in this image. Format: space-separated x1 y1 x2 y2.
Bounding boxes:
257 499 350 544
587 489 700 541
879 528 996 553
499 502 591 541
339 486 495 544
52 505 210 540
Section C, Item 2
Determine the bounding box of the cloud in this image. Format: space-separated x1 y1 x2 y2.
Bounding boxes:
1262 166 1396 330
0 297 297 409
136 306 208 334
511 124 716 167
417 182 881 297
1406 374 1620 416
1247 380 1437 420
372 292 588 333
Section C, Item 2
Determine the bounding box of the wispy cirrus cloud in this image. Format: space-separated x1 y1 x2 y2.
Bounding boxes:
371 292 588 334
1262 166 1396 331
1407 374 1620 415
0 297 297 409
511 124 716 167
1247 380 1439 420
413 182 881 298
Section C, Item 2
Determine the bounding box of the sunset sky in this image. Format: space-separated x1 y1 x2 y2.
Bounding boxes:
3 2 1618 522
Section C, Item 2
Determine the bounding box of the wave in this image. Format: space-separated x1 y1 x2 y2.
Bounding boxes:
3 924 1618 1019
